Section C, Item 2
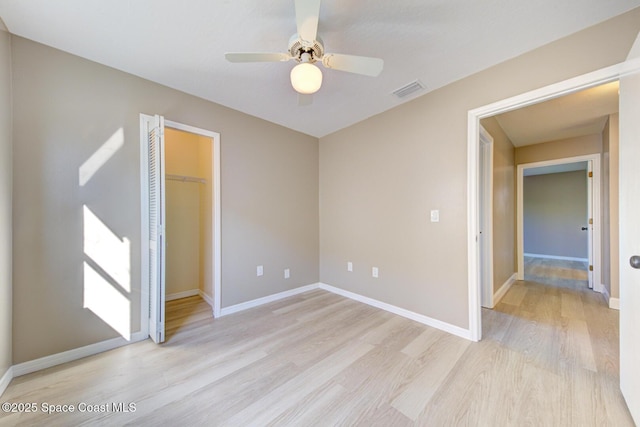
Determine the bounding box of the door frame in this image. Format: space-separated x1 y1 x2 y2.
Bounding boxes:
467 57 640 341
516 155 600 291
140 116 222 339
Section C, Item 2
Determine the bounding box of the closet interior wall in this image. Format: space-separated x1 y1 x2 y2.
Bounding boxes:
164 128 213 301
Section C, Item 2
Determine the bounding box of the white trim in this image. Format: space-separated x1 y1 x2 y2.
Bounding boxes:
596 283 609 297
319 283 472 340
0 366 12 397
467 112 481 341
467 58 640 343
166 289 199 301
220 282 472 340
609 297 620 310
516 154 600 287
12 331 147 378
219 284 320 316
199 290 215 309
493 273 517 307
524 253 589 263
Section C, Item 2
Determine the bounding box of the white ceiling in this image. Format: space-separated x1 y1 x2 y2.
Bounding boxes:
495 81 620 147
0 0 637 137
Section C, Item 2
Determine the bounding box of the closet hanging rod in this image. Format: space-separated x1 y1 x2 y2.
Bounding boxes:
166 174 206 184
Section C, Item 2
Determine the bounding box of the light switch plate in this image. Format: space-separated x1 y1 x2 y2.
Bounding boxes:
430 210 439 222
257 265 263 276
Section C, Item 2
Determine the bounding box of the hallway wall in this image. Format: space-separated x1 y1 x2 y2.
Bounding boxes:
524 171 588 259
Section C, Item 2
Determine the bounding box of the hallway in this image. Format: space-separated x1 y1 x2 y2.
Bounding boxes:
475 256 629 424
524 255 589 289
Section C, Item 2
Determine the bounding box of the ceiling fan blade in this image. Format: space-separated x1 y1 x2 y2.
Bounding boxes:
322 53 384 77
295 0 321 43
298 93 313 106
225 52 292 63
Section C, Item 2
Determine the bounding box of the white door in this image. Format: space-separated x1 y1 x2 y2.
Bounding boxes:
586 160 594 289
479 126 494 308
619 37 640 424
143 114 166 343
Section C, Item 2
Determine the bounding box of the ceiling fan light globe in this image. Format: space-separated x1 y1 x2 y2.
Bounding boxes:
290 62 322 94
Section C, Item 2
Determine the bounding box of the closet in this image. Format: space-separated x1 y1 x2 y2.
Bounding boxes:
164 128 213 302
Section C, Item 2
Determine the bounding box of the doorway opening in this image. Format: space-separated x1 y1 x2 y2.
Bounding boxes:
164 127 214 338
140 115 221 343
466 63 630 341
517 156 600 292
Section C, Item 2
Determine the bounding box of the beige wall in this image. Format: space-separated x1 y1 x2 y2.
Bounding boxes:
11 36 319 363
480 117 516 294
515 134 602 165
0 25 12 379
164 128 204 297
319 9 640 329
523 171 588 259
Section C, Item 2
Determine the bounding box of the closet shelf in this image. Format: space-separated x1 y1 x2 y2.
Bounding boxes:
166 174 207 184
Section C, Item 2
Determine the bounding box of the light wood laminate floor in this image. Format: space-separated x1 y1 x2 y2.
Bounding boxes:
1 266 633 426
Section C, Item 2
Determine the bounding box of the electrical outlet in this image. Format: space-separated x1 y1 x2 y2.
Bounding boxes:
430 209 439 222
372 267 379 278
347 261 353 272
284 268 290 279
257 265 263 276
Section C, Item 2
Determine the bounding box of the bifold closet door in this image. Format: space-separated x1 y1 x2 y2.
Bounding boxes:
144 114 166 344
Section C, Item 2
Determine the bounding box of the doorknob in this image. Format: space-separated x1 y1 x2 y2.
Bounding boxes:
631 255 640 269
581 227 588 231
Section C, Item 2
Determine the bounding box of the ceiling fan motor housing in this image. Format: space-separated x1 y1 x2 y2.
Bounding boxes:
288 34 324 62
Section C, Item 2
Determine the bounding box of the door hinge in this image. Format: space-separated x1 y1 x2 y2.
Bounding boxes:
588 171 593 178
589 265 593 271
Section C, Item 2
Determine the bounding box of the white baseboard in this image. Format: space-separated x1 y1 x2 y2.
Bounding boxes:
199 290 215 308
166 289 199 301
609 297 620 310
12 330 147 378
0 366 13 397
595 283 609 297
5 281 480 383
524 253 588 263
219 283 320 316
319 283 472 340
218 282 472 340
493 273 517 306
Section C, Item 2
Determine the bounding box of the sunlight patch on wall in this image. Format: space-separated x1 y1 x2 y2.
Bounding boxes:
83 262 131 340
83 205 130 292
79 128 124 186
83 204 131 340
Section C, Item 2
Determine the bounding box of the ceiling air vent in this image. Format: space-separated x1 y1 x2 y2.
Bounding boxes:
392 80 426 99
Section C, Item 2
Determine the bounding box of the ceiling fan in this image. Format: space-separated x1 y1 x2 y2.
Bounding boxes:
225 0 384 105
